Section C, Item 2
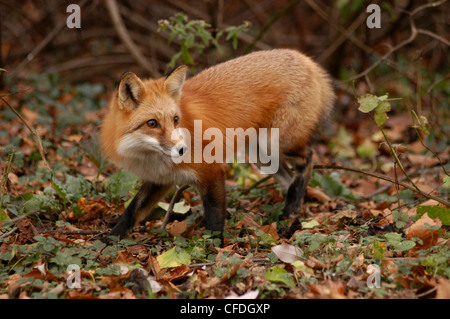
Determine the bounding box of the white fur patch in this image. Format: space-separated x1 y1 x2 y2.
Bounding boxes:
117 133 198 185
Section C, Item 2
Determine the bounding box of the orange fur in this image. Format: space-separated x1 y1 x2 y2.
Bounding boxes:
100 49 335 236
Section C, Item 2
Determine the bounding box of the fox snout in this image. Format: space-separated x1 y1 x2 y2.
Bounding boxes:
170 128 187 158
173 143 187 157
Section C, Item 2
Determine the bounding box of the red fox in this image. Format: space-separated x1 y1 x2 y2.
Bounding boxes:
101 49 335 239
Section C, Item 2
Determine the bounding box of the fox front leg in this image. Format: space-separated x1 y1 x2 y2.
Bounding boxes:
108 182 171 238
198 170 227 244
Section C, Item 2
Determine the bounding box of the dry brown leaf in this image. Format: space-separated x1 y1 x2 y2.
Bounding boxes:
306 256 325 270
115 250 137 265
147 255 162 277
308 281 346 299
162 264 192 283
260 222 279 240
406 213 442 254
236 212 260 229
407 154 439 168
16 218 39 242
168 220 187 237
435 277 450 299
306 186 331 202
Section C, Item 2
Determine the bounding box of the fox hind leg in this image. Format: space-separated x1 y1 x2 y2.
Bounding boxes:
282 149 312 219
272 159 293 198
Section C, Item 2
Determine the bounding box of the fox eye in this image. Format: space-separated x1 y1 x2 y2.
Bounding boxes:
174 116 179 125
147 119 158 128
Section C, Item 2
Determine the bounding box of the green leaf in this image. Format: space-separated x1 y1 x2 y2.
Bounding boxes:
301 219 320 229
0 208 11 223
357 94 379 113
394 240 416 252
443 176 450 188
357 94 392 127
157 247 191 268
65 174 91 202
292 260 315 275
265 266 296 288
157 199 191 214
311 171 356 200
52 178 70 203
106 169 138 202
374 101 391 126
357 144 376 158
417 205 450 226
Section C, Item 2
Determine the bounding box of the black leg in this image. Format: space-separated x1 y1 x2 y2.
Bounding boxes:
199 171 226 244
108 182 171 238
282 150 312 218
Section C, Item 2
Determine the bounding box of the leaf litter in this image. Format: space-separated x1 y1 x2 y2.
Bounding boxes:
0 77 449 300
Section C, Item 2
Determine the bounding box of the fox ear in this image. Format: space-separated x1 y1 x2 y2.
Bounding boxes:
118 72 145 111
164 65 187 100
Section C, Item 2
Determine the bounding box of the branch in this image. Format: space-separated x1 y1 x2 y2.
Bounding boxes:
313 164 450 207
105 0 159 78
0 96 52 177
346 0 448 82
160 185 190 229
9 0 89 79
244 0 300 54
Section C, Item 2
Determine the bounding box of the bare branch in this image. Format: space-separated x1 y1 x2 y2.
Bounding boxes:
161 185 190 229
105 0 160 78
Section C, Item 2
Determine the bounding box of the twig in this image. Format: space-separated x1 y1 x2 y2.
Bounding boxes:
416 28 450 47
244 0 300 54
0 210 39 229
409 0 447 16
105 0 159 78
379 129 422 195
0 96 52 177
9 0 89 79
243 175 272 194
346 0 448 82
0 226 18 239
313 164 450 206
161 185 190 229
43 229 105 236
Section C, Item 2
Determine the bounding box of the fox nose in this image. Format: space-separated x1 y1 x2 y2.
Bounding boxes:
177 144 187 156
173 144 187 157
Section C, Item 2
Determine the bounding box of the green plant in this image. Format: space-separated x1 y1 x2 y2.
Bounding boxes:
158 13 250 68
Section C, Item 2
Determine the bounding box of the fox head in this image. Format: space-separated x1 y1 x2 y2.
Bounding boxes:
101 66 188 168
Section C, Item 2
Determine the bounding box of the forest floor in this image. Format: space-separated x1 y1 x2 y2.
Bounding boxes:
0 73 449 299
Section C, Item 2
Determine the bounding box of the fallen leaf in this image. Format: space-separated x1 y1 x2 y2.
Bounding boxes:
16 219 39 243
168 220 188 237
225 289 259 299
271 243 303 263
236 212 260 229
291 260 314 276
265 266 296 288
259 222 279 240
407 154 439 168
306 186 331 202
308 281 346 299
435 277 450 299
306 256 325 270
301 219 320 229
406 213 442 254
162 264 192 283
157 247 191 269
